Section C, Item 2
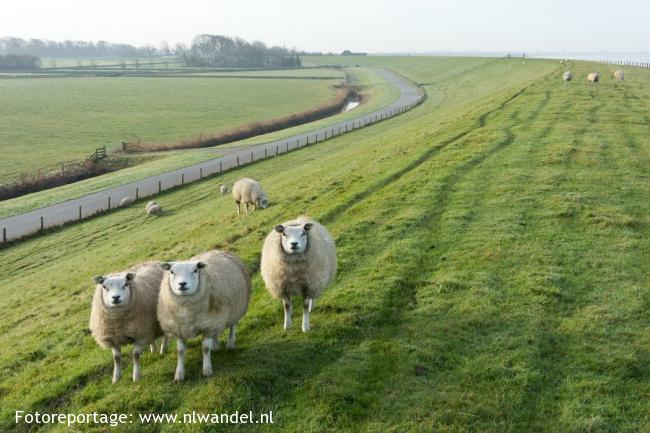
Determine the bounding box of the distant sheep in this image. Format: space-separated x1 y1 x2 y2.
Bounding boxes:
261 216 337 332
613 70 624 81
563 71 573 82
120 197 134 206
157 250 251 381
232 178 269 214
89 262 168 383
219 184 229 195
145 201 162 215
587 72 599 85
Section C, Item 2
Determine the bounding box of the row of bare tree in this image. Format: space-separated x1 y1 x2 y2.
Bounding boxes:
175 34 301 68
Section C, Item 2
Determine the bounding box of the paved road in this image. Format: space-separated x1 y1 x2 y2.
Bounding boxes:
0 69 425 243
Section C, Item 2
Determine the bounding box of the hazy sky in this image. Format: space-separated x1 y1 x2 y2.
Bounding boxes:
1 0 648 53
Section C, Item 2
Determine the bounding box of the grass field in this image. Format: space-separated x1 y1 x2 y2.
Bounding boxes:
2 56 650 432
0 75 339 184
0 67 395 219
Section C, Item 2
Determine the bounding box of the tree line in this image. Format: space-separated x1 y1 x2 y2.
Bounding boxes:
0 37 161 59
175 35 301 67
0 35 303 69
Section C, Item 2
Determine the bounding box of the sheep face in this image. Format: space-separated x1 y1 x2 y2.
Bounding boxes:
160 261 206 296
257 196 269 209
94 274 134 308
275 223 313 254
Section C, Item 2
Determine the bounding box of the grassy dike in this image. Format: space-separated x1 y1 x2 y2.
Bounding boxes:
2 57 650 432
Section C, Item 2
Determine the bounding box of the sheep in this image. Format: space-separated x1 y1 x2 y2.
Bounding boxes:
232 178 269 214
219 184 229 195
563 71 573 82
157 250 251 382
587 72 599 85
613 69 625 81
120 197 134 207
89 262 168 383
260 216 337 332
145 201 162 215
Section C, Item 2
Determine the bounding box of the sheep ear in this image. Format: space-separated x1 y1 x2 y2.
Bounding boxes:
303 223 313 232
93 275 105 284
197 261 206 269
274 224 285 233
125 273 135 281
159 262 172 271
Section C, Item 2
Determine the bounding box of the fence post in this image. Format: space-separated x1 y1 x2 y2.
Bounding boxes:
158 180 162 193
79 205 82 220
276 144 279 155
3 227 6 243
236 156 240 166
136 187 139 199
200 168 203 179
251 151 254 163
108 196 111 209
181 173 184 185
265 148 267 158
219 161 222 172
40 216 44 231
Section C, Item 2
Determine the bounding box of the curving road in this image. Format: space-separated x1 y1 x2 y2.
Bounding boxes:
0 69 425 243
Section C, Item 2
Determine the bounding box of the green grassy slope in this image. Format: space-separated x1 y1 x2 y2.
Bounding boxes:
2 57 650 432
0 76 338 184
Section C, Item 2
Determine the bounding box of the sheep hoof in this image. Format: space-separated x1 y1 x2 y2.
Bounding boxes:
226 342 236 350
173 376 184 383
203 367 213 377
302 324 310 332
112 375 120 384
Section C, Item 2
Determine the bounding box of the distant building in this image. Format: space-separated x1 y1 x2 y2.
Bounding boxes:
341 50 367 56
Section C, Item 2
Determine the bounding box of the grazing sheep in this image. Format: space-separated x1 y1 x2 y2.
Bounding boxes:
261 216 337 332
613 69 625 81
587 72 599 85
232 178 269 214
89 262 168 383
146 200 157 210
157 250 251 382
146 205 162 215
120 197 134 206
219 184 229 195
563 71 573 82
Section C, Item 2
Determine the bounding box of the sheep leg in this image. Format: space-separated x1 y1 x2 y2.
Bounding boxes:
174 339 186 382
282 296 293 330
302 298 312 332
111 346 122 384
235 201 241 215
202 337 214 377
160 334 169 354
133 344 143 382
212 337 220 351
309 298 315 312
227 325 236 349
245 203 249 214
149 340 158 354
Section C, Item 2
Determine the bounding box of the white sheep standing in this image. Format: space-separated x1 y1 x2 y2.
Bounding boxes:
613 70 625 81
219 184 229 195
587 72 599 85
563 71 573 82
232 178 269 214
260 216 337 332
157 250 251 382
145 200 162 215
89 262 168 383
120 197 134 206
